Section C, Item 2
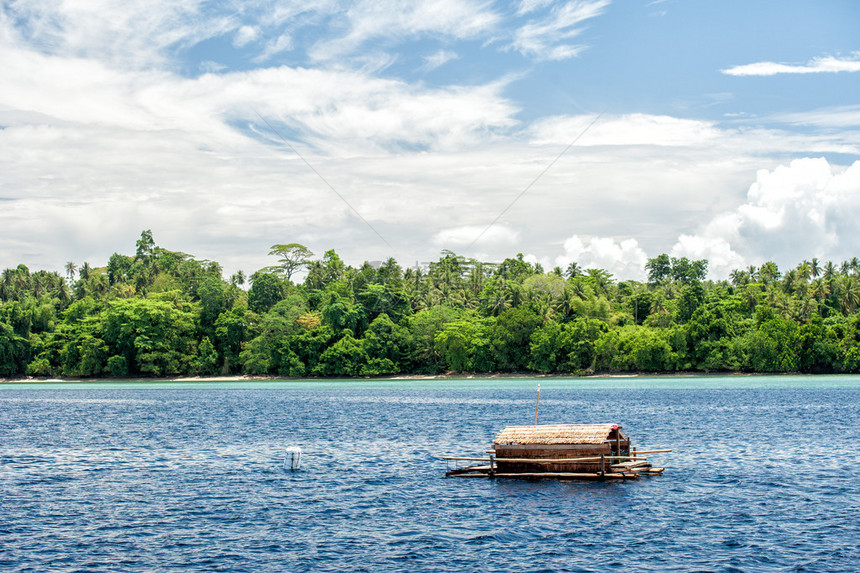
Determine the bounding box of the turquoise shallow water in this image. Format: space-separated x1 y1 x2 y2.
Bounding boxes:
2 376 859 571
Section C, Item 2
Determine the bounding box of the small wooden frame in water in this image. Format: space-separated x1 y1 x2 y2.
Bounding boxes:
444 423 670 481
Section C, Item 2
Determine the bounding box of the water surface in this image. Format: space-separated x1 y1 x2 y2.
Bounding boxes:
2 376 858 571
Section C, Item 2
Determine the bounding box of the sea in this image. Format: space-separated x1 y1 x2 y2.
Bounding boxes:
1 375 858 572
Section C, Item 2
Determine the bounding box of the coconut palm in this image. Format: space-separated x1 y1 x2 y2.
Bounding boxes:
824 260 837 282
810 258 821 279
230 270 246 287
65 261 77 281
747 265 759 282
566 261 583 279
841 276 860 315
729 269 749 286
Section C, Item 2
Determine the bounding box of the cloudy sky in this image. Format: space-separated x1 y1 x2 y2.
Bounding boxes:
1 0 859 281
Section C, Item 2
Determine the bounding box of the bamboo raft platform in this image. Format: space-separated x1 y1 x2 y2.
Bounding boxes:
444 423 670 481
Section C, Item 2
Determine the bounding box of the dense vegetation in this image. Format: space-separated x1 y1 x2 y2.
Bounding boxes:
3 230 860 379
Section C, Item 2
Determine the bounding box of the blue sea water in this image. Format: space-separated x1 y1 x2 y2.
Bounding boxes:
1 375 859 572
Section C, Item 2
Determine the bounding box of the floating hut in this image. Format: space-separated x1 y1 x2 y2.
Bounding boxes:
444 423 669 480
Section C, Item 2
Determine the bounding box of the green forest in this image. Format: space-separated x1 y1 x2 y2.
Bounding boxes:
3 230 860 379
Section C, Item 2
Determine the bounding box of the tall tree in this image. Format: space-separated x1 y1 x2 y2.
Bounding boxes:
645 254 672 284
135 230 156 267
267 243 314 281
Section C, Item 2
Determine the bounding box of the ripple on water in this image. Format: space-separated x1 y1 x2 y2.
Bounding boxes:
1 381 859 571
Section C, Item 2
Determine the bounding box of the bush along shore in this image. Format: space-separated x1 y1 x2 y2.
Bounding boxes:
3 231 860 379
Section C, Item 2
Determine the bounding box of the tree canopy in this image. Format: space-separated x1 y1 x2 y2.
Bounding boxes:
3 235 860 379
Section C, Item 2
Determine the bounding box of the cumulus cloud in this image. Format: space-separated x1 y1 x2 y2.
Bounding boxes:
670 158 860 278
544 158 860 281
723 53 860 76
670 233 744 280
554 235 649 280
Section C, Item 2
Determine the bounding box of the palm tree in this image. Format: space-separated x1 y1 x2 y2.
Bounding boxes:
810 258 821 279
566 261 583 279
824 260 837 281
65 261 77 281
729 269 749 287
777 295 793 318
569 278 589 300
810 279 830 316
57 279 70 305
841 276 860 315
468 260 486 295
91 274 109 298
747 265 759 282
487 289 512 316
585 268 614 297
742 284 760 313
781 270 798 296
554 287 576 320
31 272 45 298
793 296 816 322
758 261 780 285
230 270 246 287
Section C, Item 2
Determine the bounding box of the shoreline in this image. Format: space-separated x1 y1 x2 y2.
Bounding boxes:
0 371 794 384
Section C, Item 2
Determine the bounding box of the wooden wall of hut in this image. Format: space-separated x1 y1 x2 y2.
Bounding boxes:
493 444 610 473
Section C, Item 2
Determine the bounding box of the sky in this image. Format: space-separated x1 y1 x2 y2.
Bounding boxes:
1 0 859 281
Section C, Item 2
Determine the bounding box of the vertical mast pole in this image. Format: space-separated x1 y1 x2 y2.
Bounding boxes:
534 384 540 426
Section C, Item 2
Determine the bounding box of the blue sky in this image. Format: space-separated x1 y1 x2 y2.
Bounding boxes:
1 0 859 280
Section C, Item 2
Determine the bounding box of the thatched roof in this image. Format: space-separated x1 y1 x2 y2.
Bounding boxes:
494 424 620 445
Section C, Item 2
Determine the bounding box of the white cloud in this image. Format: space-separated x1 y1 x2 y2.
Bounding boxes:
257 33 294 61
511 0 610 61
234 25 259 48
723 53 860 76
530 113 719 147
311 0 500 61
433 225 519 248
670 158 860 278
1 2 859 283
2 0 236 69
554 235 649 280
419 49 460 72
517 0 556 16
769 105 860 129
670 234 744 280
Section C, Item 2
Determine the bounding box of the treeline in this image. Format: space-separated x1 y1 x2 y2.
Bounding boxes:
3 230 860 378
